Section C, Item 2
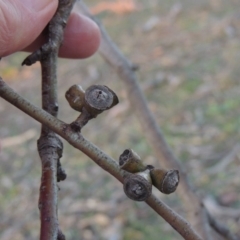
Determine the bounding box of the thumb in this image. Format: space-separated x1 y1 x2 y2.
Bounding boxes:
0 0 58 57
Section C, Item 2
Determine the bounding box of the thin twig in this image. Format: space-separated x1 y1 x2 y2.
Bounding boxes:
0 78 202 240
70 108 93 132
207 212 240 240
23 0 76 239
204 196 240 220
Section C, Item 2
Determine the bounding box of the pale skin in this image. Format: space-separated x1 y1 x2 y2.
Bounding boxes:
0 0 101 58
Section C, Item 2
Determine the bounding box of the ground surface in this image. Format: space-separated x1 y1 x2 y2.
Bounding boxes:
0 0 240 239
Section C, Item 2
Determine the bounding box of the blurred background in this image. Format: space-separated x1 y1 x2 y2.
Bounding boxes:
1 0 240 239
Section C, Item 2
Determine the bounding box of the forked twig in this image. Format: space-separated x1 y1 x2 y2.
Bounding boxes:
22 0 76 239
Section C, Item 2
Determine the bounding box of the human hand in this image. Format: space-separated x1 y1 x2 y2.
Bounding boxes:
0 0 100 58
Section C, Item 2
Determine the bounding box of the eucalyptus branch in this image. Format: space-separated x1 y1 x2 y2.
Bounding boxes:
77 1 217 239
0 78 202 240
22 0 76 239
